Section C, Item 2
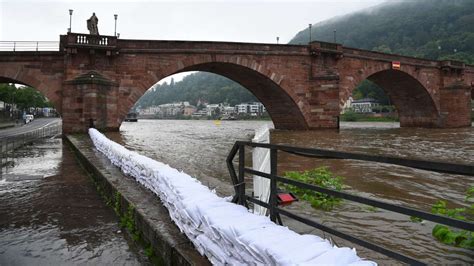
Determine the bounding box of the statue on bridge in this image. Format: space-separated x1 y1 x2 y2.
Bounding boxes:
87 13 99 35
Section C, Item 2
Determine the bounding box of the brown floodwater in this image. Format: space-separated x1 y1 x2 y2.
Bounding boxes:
0 138 149 265
110 120 473 265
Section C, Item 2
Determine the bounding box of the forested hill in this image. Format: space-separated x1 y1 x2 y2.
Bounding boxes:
136 0 474 109
135 72 257 109
290 0 474 64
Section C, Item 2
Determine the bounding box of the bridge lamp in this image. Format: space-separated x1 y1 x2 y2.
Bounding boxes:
308 24 312 43
114 14 118 37
68 9 73 33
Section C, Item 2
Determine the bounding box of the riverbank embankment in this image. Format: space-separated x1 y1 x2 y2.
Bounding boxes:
64 134 209 265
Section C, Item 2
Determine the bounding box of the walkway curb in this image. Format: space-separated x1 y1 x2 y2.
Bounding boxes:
64 134 210 266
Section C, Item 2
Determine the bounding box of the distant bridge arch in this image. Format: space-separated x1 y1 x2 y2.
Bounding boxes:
0 54 64 113
123 59 310 130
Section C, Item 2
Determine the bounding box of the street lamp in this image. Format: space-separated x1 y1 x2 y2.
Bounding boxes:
333 30 337 43
68 9 73 33
308 24 312 43
114 14 118 37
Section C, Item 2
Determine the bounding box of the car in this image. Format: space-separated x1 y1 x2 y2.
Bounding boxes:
25 114 34 124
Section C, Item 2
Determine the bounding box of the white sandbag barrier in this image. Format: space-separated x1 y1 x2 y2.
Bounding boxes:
88 128 376 266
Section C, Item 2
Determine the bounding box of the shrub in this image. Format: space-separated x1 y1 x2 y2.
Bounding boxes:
283 167 345 211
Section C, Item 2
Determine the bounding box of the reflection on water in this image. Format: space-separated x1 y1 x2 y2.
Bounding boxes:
115 120 473 264
0 138 147 265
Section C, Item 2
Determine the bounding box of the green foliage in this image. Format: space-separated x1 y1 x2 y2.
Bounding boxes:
145 244 154 258
0 84 52 109
410 216 423 223
114 191 121 214
428 186 474 249
283 167 345 211
290 1 474 106
290 0 474 65
135 72 257 110
340 110 398 122
0 84 16 103
341 110 357 122
352 80 390 105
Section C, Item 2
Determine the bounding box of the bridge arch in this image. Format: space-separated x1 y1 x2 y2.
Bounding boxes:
120 58 309 130
340 68 440 127
0 66 63 114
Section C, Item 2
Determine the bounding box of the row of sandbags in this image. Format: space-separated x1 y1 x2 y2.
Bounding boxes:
88 128 376 266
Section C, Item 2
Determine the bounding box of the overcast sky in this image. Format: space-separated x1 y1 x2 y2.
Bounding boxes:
0 0 386 83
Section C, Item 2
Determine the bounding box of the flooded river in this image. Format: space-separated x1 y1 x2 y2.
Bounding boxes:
0 138 148 265
110 119 473 264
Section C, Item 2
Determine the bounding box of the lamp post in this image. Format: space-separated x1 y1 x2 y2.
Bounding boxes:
308 24 312 43
114 14 118 37
276 36 279 44
68 9 73 33
333 30 337 43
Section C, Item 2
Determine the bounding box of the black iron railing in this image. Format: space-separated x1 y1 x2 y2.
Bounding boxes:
226 141 474 265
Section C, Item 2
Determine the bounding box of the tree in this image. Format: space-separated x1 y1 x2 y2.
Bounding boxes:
0 83 16 103
0 84 52 110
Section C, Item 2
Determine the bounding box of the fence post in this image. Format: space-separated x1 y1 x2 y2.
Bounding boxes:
238 144 246 206
269 148 278 222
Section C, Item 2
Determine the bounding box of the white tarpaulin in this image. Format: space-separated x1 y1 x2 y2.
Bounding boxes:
252 125 271 216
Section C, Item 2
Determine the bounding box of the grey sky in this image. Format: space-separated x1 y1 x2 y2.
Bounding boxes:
1 0 385 43
0 0 386 83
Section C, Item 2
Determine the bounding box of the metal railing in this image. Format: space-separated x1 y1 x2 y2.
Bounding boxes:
0 41 59 52
0 121 62 154
226 141 474 265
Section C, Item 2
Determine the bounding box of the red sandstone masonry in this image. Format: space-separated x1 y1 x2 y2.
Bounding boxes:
0 34 472 133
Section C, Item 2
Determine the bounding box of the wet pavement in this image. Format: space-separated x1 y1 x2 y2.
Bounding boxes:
0 138 149 265
0 118 61 139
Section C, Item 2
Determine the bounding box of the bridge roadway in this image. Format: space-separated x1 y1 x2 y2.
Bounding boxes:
0 118 61 140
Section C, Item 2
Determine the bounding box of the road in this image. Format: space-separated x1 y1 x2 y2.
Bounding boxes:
0 118 61 139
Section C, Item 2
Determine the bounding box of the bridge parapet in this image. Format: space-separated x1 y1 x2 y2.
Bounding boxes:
343 46 440 68
115 39 309 55
60 33 117 53
309 41 343 56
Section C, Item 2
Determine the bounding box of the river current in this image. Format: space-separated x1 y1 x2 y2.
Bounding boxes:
108 119 473 264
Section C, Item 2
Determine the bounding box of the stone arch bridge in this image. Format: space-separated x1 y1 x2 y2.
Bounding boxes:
0 33 472 133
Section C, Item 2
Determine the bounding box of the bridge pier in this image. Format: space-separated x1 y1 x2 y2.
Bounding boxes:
438 83 472 128
62 71 119 133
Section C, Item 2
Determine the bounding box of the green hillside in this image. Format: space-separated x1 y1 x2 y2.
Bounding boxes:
134 72 257 110
290 0 474 64
136 0 473 109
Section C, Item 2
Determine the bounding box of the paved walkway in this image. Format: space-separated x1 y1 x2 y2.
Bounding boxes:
0 118 61 139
